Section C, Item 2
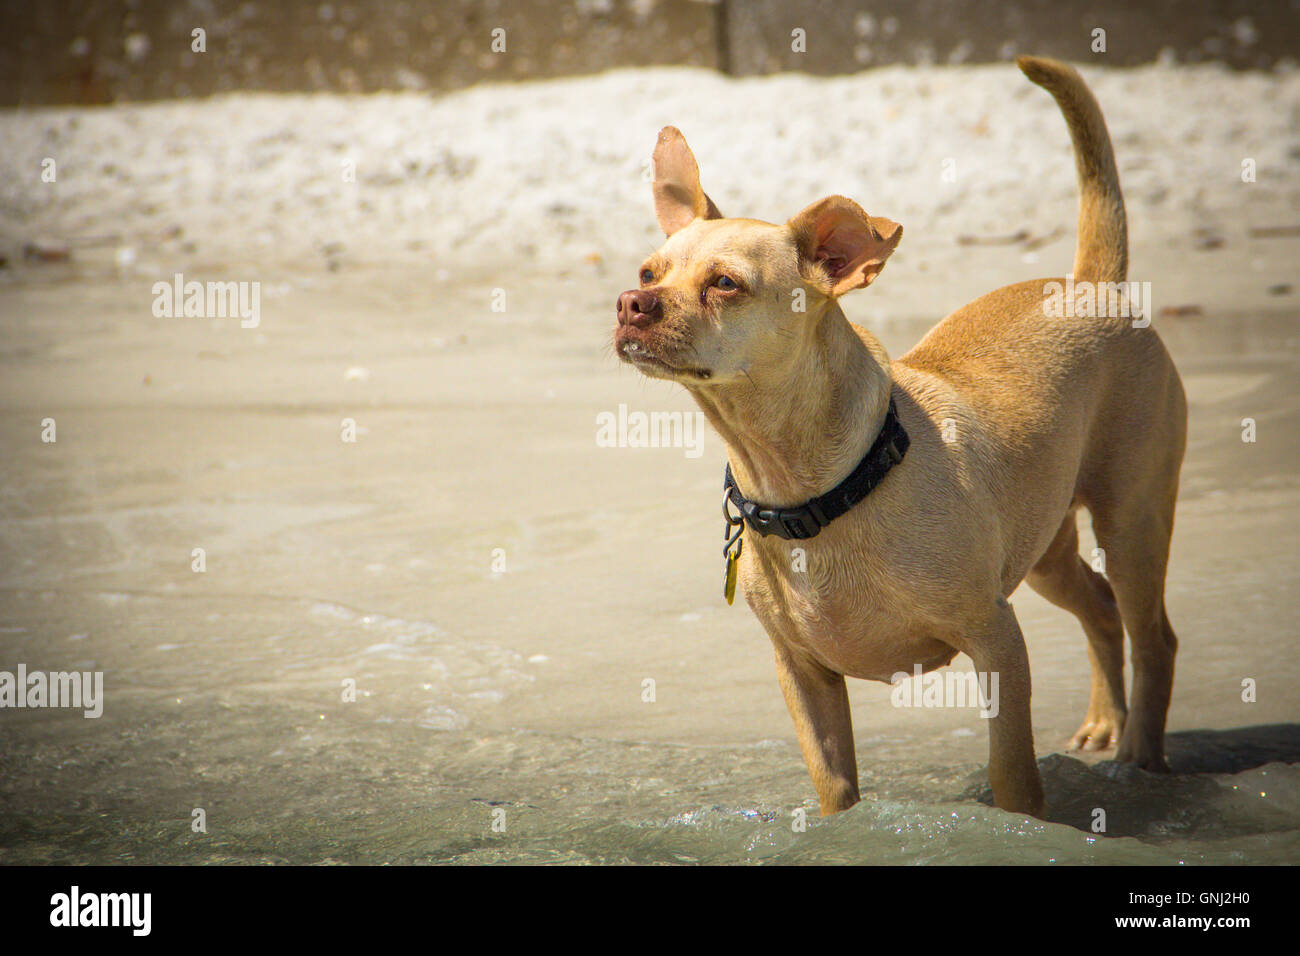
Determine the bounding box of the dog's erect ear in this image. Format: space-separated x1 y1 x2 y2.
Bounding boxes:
652 126 723 236
787 196 902 297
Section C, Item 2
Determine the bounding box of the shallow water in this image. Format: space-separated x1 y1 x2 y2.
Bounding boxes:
0 265 1297 865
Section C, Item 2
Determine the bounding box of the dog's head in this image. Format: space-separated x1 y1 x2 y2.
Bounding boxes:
615 126 902 386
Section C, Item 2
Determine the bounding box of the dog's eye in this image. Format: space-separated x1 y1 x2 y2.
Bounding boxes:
639 269 654 284
714 275 738 291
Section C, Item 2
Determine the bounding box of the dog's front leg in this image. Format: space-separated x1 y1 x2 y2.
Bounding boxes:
773 644 860 815
963 601 1046 818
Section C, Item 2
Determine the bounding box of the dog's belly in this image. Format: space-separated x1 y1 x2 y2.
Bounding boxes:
745 575 960 683
817 629 961 683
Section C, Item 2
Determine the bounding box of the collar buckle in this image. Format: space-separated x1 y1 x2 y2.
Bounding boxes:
740 500 825 540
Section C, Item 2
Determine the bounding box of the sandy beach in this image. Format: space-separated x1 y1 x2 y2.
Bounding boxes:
0 62 1297 864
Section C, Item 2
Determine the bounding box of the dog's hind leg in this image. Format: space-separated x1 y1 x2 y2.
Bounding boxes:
1083 356 1185 773
1092 490 1180 773
1025 511 1128 751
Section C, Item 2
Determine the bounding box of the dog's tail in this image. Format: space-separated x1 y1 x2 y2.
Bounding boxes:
1017 55 1127 284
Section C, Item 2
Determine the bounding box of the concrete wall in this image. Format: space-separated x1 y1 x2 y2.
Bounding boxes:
725 0 1299 74
2 0 1297 106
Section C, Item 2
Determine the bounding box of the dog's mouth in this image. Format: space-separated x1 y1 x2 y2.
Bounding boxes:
617 339 712 380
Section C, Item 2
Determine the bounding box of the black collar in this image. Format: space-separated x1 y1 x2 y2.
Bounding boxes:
723 397 909 540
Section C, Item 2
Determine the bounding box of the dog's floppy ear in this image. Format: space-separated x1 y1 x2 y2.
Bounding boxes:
787 196 902 297
652 126 723 236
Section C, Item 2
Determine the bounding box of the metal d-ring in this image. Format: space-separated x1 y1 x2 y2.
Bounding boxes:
722 488 745 557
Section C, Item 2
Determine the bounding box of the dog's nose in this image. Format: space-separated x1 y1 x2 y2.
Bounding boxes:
617 289 663 328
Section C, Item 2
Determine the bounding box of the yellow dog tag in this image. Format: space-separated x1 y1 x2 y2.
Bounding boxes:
724 542 741 605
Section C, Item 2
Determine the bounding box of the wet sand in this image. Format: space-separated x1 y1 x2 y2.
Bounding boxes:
0 248 1297 863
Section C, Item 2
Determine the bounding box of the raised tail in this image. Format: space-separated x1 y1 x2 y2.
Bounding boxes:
1017 55 1127 284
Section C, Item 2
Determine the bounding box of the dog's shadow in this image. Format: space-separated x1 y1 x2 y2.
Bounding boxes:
962 724 1300 838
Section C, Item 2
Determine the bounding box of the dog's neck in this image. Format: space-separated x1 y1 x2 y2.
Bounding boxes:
688 300 894 508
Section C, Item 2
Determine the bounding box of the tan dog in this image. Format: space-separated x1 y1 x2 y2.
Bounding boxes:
614 56 1187 818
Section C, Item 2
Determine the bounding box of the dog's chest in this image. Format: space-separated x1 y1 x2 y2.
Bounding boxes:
741 544 956 681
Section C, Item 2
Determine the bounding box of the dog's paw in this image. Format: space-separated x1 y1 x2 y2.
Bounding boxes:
1115 739 1172 774
1067 714 1123 752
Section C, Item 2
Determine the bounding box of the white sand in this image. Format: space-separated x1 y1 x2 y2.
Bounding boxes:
2 62 1297 279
